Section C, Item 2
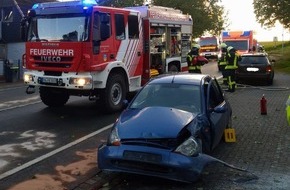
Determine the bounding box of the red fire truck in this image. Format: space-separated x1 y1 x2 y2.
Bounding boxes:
198 36 220 60
21 0 193 112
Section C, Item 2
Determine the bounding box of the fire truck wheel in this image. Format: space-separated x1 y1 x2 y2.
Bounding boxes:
168 64 178 72
39 87 69 107
103 73 126 113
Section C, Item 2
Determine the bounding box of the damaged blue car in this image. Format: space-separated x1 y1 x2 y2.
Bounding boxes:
98 73 233 183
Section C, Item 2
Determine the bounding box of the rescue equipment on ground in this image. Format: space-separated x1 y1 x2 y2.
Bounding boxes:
224 128 236 143
286 95 290 126
260 94 267 115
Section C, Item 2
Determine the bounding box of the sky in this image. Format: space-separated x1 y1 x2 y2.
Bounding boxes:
220 0 290 42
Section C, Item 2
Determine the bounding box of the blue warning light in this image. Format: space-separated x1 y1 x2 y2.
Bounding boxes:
82 0 97 6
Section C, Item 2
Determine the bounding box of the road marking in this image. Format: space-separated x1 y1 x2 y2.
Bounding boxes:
0 123 113 180
0 96 41 112
0 86 25 92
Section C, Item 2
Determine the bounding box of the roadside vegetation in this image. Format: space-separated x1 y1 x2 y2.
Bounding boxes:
259 41 290 74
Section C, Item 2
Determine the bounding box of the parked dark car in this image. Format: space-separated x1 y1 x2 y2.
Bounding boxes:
236 53 275 85
98 74 232 183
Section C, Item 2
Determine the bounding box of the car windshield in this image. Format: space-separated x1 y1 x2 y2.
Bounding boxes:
239 56 268 65
130 83 201 113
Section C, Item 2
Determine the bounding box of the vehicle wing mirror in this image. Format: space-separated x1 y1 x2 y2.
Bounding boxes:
122 100 129 110
213 102 227 113
20 17 28 41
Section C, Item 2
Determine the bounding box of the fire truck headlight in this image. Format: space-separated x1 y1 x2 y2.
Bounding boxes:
70 77 92 86
77 78 86 86
24 74 33 82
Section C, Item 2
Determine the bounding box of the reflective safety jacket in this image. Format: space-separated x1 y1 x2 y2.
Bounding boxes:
218 52 227 66
225 50 241 70
187 53 197 71
187 54 208 71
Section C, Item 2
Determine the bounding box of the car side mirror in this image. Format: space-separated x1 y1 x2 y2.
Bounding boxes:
213 106 226 113
211 101 227 113
122 100 129 110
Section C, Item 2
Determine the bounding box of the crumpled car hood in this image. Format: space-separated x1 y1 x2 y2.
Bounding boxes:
116 107 196 139
102 107 248 183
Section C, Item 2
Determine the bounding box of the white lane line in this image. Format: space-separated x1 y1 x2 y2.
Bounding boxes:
0 86 25 92
0 96 41 112
0 124 113 180
0 101 42 112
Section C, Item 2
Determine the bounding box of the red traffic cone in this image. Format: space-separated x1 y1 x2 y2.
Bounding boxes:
260 94 267 115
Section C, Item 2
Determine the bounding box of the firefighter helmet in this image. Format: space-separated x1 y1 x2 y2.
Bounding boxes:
191 44 200 55
192 44 200 49
220 43 227 48
227 46 234 52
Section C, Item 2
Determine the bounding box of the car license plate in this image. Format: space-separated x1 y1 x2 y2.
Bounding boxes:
246 67 259 72
40 77 57 84
123 151 162 163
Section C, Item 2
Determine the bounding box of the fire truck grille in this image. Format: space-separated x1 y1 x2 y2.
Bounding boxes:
44 71 62 76
33 56 73 68
35 62 72 68
33 56 73 62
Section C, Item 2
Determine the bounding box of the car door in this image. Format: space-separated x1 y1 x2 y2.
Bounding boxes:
206 78 229 149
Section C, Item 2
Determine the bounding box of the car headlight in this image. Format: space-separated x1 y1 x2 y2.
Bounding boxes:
174 137 200 156
108 127 121 146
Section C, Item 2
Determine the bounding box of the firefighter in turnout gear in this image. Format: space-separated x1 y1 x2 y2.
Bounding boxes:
218 43 228 84
224 46 241 92
187 44 208 73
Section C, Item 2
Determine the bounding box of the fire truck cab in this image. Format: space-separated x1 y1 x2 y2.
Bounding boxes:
21 0 193 113
198 36 220 60
222 30 257 54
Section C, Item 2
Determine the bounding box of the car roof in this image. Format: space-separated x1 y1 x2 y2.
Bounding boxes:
148 73 211 86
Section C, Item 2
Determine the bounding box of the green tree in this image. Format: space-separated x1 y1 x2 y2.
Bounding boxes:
253 0 290 29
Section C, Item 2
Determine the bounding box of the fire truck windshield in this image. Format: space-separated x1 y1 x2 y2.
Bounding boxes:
199 38 218 46
223 40 248 51
28 15 89 42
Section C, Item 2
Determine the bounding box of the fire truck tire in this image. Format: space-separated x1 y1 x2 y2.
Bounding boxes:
168 64 178 72
103 73 126 113
39 87 69 107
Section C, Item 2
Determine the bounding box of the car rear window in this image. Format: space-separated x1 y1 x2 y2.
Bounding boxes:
239 56 268 65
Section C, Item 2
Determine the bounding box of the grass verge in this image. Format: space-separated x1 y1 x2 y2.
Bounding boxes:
260 41 290 74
